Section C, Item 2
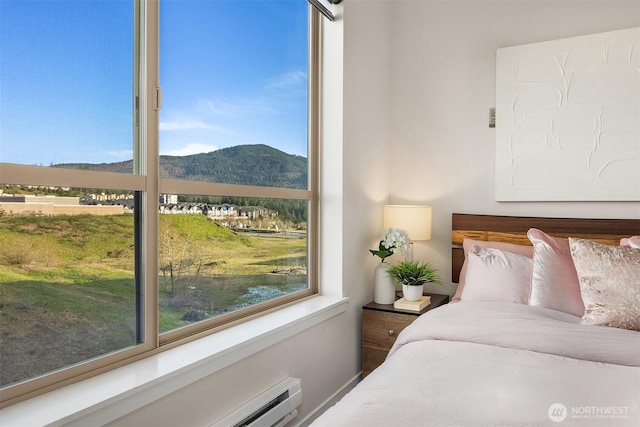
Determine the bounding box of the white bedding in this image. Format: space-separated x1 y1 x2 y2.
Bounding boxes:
312 302 640 426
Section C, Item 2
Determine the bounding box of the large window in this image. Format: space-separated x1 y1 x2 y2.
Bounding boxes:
0 0 318 406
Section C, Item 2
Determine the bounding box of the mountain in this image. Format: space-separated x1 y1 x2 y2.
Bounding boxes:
54 144 308 189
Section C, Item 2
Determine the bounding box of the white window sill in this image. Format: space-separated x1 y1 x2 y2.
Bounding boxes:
0 295 349 427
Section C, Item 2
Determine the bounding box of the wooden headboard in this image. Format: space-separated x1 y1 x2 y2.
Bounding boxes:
451 213 640 283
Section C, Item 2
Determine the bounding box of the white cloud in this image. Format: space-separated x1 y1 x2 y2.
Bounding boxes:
267 70 307 90
196 97 277 117
106 150 134 162
161 143 218 157
196 99 237 116
159 119 216 131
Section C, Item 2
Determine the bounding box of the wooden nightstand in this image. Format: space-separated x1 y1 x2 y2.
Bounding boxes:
361 292 449 378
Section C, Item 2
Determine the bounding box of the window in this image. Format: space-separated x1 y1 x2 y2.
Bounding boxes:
0 0 319 406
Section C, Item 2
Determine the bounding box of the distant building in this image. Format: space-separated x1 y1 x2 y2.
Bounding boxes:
159 194 178 204
0 194 78 205
238 206 268 220
0 194 125 216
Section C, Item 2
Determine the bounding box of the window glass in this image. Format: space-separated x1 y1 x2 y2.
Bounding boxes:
0 0 317 403
159 0 309 189
0 185 138 387
159 195 308 333
0 0 135 170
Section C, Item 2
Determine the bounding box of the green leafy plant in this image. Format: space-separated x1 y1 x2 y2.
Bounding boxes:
386 261 442 286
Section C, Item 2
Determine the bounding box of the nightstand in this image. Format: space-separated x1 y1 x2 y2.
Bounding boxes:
361 292 449 378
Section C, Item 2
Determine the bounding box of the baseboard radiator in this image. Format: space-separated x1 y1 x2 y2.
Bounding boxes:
211 377 302 427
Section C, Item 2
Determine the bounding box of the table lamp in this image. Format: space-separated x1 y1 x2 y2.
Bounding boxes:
383 205 432 262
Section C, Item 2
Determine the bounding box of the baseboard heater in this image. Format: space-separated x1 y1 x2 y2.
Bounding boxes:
211 377 302 427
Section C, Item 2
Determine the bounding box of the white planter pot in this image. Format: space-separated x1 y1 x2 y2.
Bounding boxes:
402 283 424 301
374 262 395 304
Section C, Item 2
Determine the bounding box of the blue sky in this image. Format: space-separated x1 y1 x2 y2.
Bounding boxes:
0 0 309 166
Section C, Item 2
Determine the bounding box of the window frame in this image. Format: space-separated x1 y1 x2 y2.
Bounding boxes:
0 0 320 407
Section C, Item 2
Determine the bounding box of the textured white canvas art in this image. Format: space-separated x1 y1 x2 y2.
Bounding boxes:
495 27 640 201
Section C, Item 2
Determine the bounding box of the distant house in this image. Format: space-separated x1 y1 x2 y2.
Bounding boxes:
159 204 181 214
205 204 239 219
157 201 273 222
239 206 267 220
183 204 203 215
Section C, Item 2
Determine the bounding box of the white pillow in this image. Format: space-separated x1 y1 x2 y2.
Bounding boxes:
620 236 640 248
454 238 534 301
527 228 584 317
460 245 532 304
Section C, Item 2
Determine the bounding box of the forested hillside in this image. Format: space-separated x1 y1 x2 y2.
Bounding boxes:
55 144 307 189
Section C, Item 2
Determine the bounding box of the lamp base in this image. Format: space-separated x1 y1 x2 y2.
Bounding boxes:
404 241 414 262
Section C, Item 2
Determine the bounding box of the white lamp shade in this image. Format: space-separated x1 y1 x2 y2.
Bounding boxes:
383 205 432 240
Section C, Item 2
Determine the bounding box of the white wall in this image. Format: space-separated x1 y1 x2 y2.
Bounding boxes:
342 0 394 296
388 0 640 296
110 1 639 425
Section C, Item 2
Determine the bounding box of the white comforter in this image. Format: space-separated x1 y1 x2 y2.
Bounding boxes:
312 302 640 427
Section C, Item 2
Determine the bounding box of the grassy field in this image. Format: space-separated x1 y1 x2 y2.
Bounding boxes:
0 213 306 386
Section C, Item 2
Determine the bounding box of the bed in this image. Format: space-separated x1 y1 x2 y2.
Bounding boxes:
312 213 640 426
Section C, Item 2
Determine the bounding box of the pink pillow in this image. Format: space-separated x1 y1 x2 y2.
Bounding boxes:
620 236 640 248
527 228 584 317
454 238 534 301
570 238 640 331
460 246 532 304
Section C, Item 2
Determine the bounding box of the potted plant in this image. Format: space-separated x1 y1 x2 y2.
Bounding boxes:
387 261 442 301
